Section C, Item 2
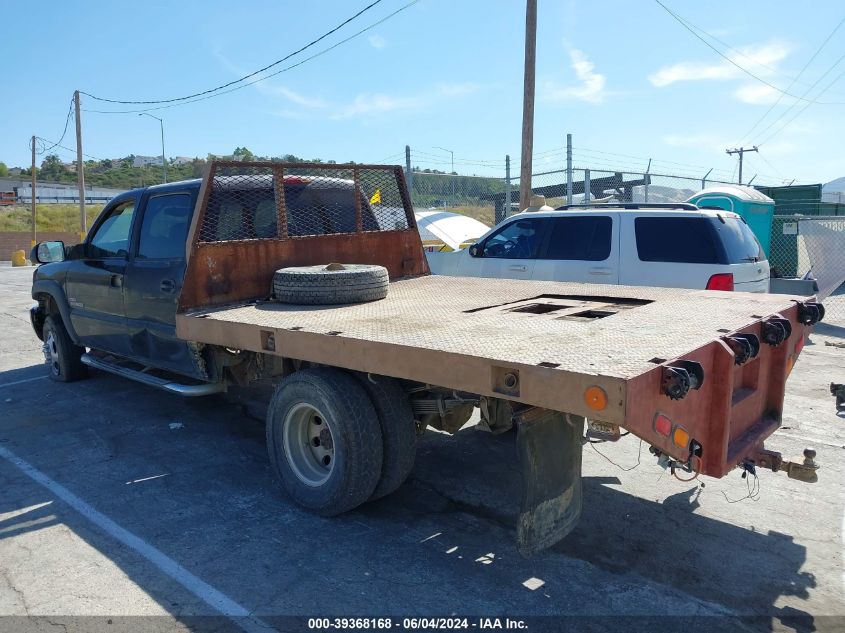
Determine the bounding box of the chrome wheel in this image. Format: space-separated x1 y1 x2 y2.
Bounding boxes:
43 331 60 377
282 403 335 487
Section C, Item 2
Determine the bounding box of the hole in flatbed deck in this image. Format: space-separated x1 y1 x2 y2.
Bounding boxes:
559 309 617 320
509 303 571 314
537 362 561 368
648 357 667 364
327 331 342 336
289 326 303 331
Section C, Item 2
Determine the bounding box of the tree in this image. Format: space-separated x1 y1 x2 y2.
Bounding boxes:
40 155 65 181
0 162 8 177
233 146 254 161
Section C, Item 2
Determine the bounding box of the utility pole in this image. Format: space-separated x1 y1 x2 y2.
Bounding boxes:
504 154 512 223
725 146 758 185
30 136 37 248
519 0 537 212
74 90 86 239
139 113 167 183
566 133 573 205
405 145 413 199
434 146 454 207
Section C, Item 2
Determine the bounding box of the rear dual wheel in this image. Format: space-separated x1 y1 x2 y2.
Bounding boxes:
266 368 416 515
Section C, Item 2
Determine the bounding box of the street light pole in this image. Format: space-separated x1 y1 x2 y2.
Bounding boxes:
434 146 454 207
139 113 167 183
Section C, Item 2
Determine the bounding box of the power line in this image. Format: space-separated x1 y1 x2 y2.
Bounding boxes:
751 50 845 145
37 98 75 154
80 0 384 105
737 14 845 145
654 0 845 105
758 62 845 146
84 0 419 115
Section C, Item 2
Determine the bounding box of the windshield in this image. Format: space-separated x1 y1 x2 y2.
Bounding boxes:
712 216 766 263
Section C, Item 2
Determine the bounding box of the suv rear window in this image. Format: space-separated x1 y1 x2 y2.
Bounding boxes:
635 217 721 264
713 216 766 263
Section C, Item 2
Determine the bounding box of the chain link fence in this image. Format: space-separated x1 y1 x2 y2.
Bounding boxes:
769 216 845 327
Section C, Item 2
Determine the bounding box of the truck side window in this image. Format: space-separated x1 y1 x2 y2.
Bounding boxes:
89 202 135 258
545 216 612 261
481 218 544 259
137 194 192 259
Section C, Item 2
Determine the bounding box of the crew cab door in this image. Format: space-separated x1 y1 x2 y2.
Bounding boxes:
531 213 619 284
64 195 137 356
457 216 546 279
123 190 198 376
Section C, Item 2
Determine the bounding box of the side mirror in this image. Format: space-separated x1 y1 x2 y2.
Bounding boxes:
34 241 66 264
468 244 480 258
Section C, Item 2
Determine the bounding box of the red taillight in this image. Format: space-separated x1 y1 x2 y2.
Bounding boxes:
706 273 734 291
654 414 672 436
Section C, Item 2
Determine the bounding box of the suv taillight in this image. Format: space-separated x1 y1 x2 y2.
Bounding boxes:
706 273 734 291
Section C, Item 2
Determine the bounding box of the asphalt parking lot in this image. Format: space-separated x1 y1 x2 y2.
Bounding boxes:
0 261 843 632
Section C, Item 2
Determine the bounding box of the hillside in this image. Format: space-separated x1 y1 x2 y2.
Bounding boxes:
823 176 845 193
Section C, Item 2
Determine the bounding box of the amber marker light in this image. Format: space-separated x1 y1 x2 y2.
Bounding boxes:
584 386 608 411
673 426 690 449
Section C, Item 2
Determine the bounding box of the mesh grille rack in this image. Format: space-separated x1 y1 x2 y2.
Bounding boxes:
197 162 414 243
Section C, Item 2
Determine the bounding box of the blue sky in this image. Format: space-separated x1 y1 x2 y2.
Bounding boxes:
3 0 845 185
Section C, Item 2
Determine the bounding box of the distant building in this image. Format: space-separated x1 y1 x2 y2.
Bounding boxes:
133 155 164 168
171 156 195 166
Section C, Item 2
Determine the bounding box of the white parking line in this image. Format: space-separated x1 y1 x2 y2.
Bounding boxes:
0 376 47 388
0 445 275 633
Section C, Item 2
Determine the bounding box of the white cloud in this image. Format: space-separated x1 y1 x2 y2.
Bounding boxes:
368 34 386 49
214 49 326 108
648 41 790 87
258 84 326 108
332 93 420 119
543 49 607 104
733 84 780 105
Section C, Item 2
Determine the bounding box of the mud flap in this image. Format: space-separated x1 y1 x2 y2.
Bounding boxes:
515 410 584 556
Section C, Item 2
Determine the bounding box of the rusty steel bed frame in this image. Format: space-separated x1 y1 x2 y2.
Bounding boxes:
176 161 815 479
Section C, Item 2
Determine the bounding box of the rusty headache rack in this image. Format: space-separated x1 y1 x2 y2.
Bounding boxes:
175 161 824 553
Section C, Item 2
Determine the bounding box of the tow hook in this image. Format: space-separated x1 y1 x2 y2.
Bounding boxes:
752 447 819 483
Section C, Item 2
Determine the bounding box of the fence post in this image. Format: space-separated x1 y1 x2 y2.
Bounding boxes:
643 158 651 204
584 169 590 203
405 145 413 206
701 168 712 190
503 154 511 224
566 133 573 205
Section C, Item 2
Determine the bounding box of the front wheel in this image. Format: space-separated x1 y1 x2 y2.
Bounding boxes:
42 315 87 382
266 368 384 516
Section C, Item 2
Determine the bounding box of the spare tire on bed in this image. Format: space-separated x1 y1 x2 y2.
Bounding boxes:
272 263 389 305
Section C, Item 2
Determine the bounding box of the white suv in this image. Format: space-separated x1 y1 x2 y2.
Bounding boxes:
426 203 770 292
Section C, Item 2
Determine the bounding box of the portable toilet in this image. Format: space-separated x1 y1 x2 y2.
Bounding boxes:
686 185 775 256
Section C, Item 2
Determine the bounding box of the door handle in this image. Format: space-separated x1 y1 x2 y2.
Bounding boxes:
110 274 123 287
508 265 527 272
588 267 613 276
160 279 176 293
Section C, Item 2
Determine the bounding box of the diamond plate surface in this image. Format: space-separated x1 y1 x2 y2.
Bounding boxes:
186 275 807 380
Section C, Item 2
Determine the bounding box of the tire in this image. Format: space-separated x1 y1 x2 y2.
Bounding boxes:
42 315 87 382
353 373 417 500
272 264 389 305
266 368 383 515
